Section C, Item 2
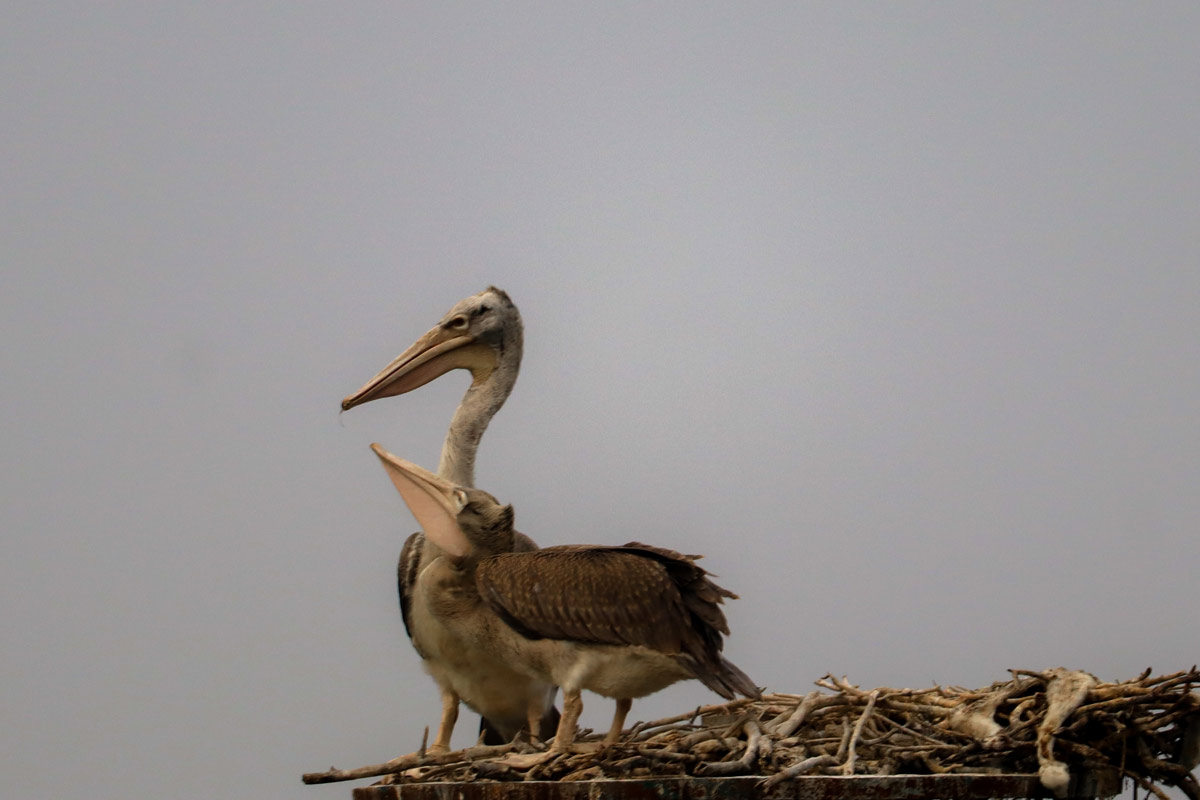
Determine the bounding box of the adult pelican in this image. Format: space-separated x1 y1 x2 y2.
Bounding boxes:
372 445 760 758
343 288 557 750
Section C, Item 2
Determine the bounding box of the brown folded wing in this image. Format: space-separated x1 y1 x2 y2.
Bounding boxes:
475 545 692 654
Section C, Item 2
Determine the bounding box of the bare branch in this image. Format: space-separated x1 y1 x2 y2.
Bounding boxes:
301 742 516 784
842 690 878 775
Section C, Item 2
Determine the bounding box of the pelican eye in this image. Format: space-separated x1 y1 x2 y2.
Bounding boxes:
447 315 468 330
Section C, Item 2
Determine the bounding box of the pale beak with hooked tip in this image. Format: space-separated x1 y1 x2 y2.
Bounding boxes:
343 324 497 412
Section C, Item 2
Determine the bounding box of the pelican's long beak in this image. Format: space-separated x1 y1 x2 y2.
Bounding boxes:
370 443 471 558
342 322 496 411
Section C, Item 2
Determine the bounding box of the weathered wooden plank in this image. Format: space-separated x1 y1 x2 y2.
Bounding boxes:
353 770 1121 800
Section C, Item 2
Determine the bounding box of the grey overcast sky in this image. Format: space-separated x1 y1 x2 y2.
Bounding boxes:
3 4 1198 799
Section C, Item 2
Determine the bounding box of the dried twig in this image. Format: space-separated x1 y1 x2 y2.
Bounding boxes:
769 690 823 737
302 742 516 784
762 754 838 788
842 690 878 775
698 719 770 776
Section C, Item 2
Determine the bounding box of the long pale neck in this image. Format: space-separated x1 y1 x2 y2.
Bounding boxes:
437 353 520 487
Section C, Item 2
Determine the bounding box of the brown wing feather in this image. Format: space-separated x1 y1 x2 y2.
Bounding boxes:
611 542 735 651
477 543 760 701
476 546 690 653
396 531 425 655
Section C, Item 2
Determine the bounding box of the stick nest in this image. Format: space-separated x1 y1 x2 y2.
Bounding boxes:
304 667 1200 798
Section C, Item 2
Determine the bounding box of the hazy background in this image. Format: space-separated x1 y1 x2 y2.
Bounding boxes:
3 4 1197 799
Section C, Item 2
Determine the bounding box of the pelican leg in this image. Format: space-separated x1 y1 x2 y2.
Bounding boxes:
603 698 633 746
500 688 583 769
550 688 583 753
429 688 459 753
527 705 545 744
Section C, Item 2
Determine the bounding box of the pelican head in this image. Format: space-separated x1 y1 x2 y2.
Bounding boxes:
343 287 522 412
370 443 515 561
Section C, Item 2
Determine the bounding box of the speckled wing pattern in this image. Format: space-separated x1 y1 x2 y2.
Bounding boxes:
475 545 689 653
607 542 736 653
477 542 759 700
475 542 742 660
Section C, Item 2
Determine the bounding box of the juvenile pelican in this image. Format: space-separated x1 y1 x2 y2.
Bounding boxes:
372 445 760 756
343 288 557 750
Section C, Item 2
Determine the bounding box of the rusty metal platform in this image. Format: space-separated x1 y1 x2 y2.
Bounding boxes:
352 770 1121 800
